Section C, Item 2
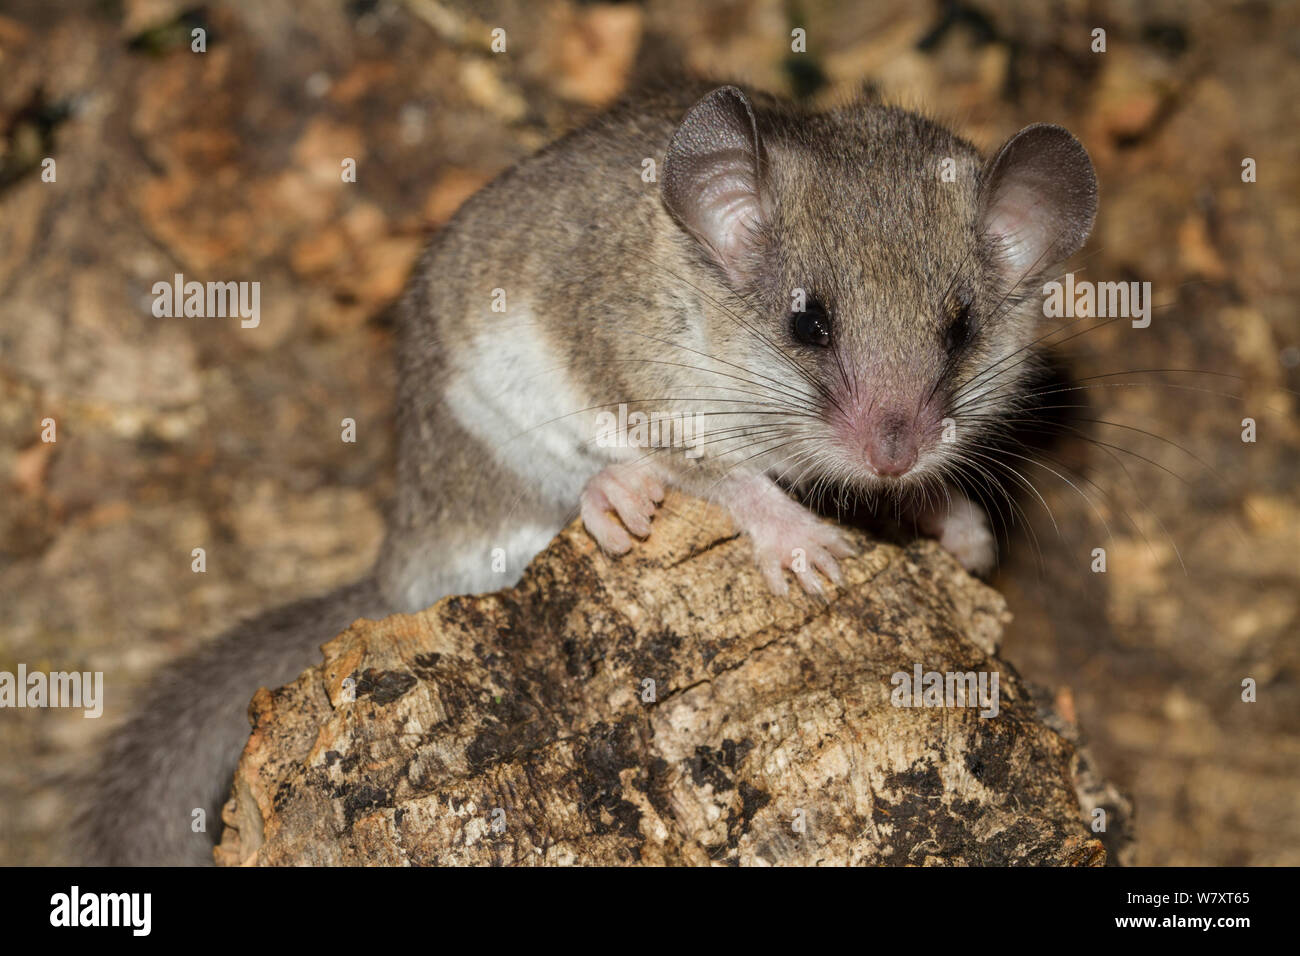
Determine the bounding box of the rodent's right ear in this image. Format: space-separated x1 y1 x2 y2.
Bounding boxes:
980 123 1098 283
661 86 766 282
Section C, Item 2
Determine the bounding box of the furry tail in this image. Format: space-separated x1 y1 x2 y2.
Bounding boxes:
75 577 387 865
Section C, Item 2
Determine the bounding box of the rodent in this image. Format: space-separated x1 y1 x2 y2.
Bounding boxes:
75 81 1097 864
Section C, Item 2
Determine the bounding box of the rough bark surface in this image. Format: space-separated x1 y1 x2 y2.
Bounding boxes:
215 493 1130 866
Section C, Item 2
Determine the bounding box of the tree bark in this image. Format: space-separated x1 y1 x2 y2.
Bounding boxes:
215 493 1132 866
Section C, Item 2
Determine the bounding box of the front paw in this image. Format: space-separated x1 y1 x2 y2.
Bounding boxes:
580 463 666 555
750 516 855 598
723 475 855 597
929 497 996 575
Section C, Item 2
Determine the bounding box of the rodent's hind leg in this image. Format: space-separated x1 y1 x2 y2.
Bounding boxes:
915 487 997 576
579 462 667 554
719 473 856 598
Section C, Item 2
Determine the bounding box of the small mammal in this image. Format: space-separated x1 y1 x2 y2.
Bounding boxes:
77 81 1097 864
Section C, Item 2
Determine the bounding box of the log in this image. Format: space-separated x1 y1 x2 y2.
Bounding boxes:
214 493 1131 866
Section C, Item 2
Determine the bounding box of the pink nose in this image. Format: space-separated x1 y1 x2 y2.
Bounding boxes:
865 414 918 477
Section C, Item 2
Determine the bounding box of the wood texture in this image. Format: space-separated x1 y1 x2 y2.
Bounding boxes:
215 493 1129 866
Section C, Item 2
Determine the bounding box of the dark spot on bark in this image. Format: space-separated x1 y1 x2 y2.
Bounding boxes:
273 780 294 812
964 726 1013 790
873 752 1077 865
464 696 555 773
340 783 390 824
562 636 599 680
470 664 566 761
688 746 732 792
737 782 770 831
443 594 503 640
574 720 644 844
629 628 684 677
412 652 442 681
632 756 673 821
353 668 418 704
708 774 771 856
687 738 753 792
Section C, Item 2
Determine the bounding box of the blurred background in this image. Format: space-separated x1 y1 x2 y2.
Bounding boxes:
0 0 1296 865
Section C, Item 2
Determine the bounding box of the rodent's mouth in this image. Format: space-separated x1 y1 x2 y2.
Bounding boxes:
817 436 957 504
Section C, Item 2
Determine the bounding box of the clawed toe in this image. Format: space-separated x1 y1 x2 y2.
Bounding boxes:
580 464 665 554
724 476 857 597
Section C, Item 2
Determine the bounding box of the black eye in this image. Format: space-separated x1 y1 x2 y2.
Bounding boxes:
944 302 974 354
791 298 832 347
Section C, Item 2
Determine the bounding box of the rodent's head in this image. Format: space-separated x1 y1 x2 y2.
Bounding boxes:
661 85 1097 497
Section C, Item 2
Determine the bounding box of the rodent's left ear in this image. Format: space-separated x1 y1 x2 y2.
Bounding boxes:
661 86 767 282
979 124 1098 281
